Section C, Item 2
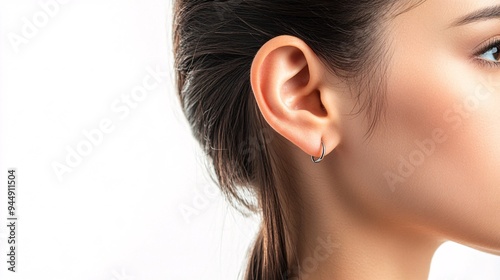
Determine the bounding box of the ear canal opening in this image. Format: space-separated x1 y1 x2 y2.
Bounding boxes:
308 89 328 117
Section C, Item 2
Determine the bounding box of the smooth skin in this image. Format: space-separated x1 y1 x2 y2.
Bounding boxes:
250 0 500 279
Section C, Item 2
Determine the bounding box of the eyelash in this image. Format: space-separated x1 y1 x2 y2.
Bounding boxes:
474 38 500 68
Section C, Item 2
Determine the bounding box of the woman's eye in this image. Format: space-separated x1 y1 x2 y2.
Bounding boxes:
478 44 500 63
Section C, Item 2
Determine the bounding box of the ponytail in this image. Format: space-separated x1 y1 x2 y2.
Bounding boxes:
246 172 289 279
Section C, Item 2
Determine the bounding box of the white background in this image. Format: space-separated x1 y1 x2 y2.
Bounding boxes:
0 1 499 279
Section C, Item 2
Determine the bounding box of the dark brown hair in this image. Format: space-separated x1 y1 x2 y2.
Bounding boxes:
173 1 421 279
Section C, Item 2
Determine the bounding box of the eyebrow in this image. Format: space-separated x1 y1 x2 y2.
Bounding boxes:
451 5 500 27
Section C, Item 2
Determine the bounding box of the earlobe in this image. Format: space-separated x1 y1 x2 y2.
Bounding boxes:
250 35 341 160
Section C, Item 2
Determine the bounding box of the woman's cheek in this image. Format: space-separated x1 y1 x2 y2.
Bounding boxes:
378 58 500 243
378 55 472 190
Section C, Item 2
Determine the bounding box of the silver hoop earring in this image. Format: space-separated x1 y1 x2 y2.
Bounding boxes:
311 141 325 163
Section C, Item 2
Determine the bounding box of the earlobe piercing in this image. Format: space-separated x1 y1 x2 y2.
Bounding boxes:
311 141 325 163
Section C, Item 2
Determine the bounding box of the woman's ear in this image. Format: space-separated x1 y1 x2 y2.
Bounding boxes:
250 35 341 159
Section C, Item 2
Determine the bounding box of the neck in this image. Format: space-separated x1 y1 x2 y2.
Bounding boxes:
292 196 442 280
278 141 444 280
